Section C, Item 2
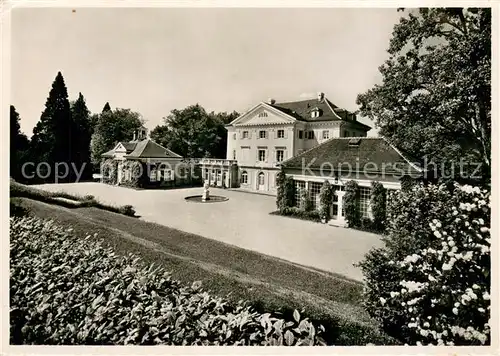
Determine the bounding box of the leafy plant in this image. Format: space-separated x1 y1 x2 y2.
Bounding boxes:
319 181 334 222
298 188 313 212
10 216 327 345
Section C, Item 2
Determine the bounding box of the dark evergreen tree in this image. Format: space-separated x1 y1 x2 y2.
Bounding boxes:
102 102 111 113
10 105 30 181
31 72 73 182
71 93 93 180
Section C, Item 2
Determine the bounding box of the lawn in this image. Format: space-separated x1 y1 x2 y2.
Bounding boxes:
16 197 395 345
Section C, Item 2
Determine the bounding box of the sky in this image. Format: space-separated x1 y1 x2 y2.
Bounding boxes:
11 7 403 137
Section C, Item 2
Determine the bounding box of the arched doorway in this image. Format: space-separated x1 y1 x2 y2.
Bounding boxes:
257 172 265 191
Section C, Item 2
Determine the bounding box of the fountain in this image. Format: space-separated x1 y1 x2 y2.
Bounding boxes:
184 179 228 203
202 180 210 201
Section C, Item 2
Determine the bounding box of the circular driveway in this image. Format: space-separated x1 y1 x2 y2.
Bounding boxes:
34 183 383 281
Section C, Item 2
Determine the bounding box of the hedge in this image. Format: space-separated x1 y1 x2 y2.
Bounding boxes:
10 181 136 217
10 216 327 345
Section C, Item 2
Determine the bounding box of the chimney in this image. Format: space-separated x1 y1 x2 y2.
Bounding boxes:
317 92 324 102
268 98 276 105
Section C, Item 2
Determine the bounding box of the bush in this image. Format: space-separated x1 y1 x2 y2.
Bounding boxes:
344 181 360 228
357 183 491 345
276 174 295 212
319 181 334 222
102 159 117 185
400 175 416 192
121 205 136 217
10 216 327 345
370 181 387 232
276 167 287 211
279 207 321 223
10 198 30 217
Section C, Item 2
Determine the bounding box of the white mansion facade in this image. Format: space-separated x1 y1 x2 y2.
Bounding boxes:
200 92 371 194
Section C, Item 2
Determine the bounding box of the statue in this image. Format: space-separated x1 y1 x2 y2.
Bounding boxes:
202 180 210 202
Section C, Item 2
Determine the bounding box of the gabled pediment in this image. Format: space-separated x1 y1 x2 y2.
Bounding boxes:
113 142 127 152
229 103 297 126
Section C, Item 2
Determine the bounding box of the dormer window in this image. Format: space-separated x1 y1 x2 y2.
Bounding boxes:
310 107 322 119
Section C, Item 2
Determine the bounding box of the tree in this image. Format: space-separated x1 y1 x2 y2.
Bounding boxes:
357 8 491 181
150 105 239 159
90 108 144 165
70 93 93 180
210 110 240 158
102 102 111 113
10 105 30 181
30 71 73 181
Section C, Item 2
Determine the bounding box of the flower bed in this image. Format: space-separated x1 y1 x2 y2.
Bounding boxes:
10 216 327 345
271 207 321 223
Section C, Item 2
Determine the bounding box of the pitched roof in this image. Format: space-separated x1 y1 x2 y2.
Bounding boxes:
269 98 370 130
121 141 138 152
125 139 183 159
281 137 422 176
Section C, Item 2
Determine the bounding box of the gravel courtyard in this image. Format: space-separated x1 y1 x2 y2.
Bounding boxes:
34 183 383 281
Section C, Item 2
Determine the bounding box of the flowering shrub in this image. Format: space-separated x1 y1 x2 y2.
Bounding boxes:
358 182 491 345
10 216 326 345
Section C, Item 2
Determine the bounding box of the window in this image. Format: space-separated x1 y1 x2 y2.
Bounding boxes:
322 130 329 139
307 131 314 140
232 150 236 160
311 109 321 118
344 130 350 137
258 149 266 162
294 180 306 207
259 130 267 139
150 168 157 182
258 172 265 185
309 182 322 210
233 133 237 140
241 171 248 184
205 169 209 180
298 130 303 139
276 149 284 162
163 169 173 181
277 129 285 138
258 112 268 118
243 131 249 139
359 187 371 218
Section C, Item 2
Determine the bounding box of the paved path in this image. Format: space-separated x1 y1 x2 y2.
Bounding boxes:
34 183 383 281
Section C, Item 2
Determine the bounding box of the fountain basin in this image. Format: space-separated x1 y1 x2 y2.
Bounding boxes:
184 195 229 203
